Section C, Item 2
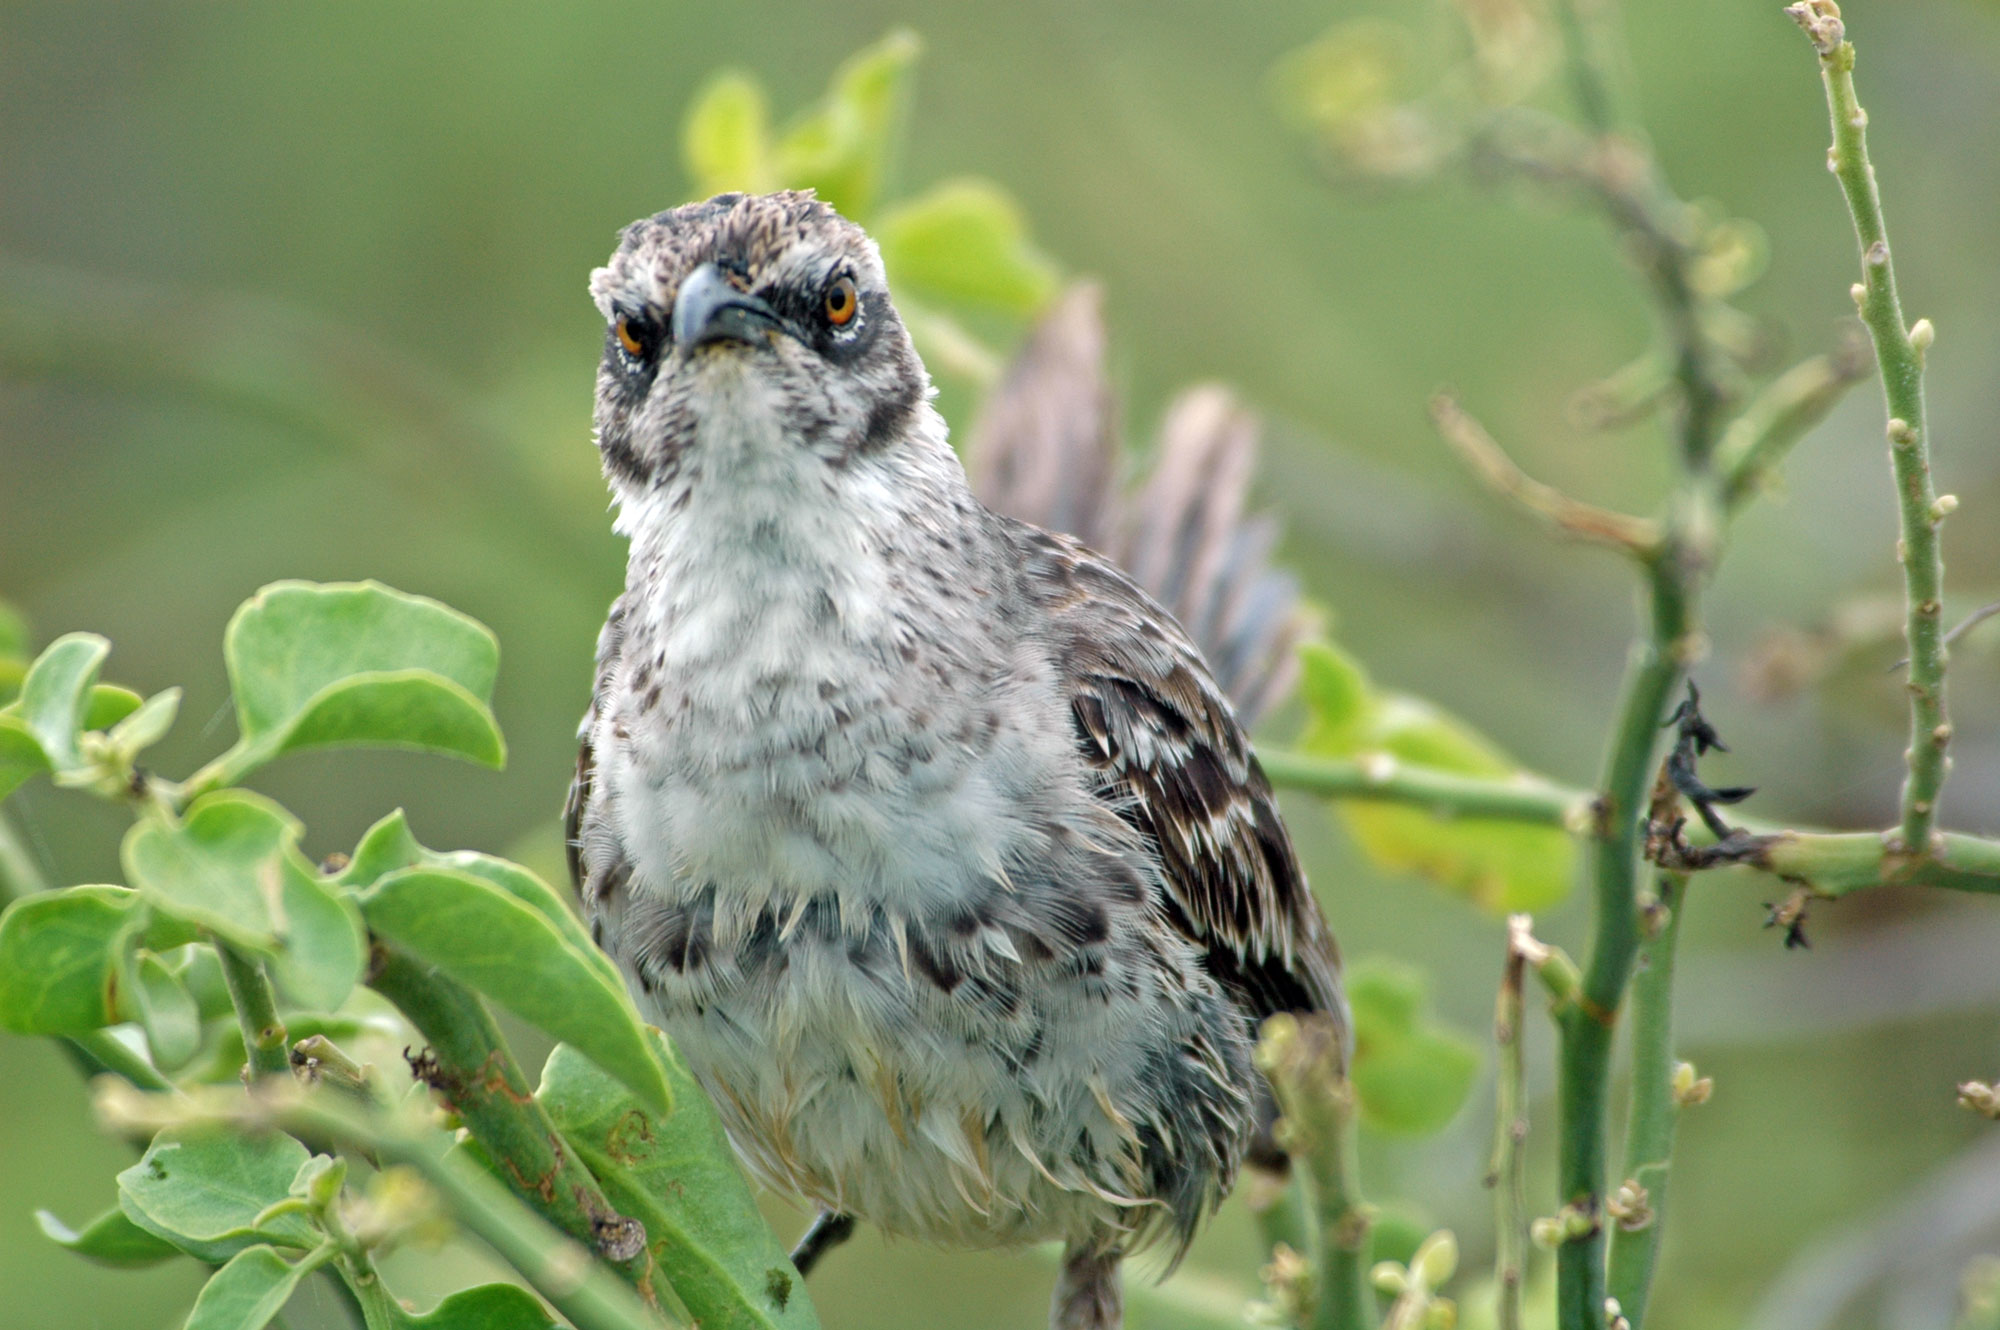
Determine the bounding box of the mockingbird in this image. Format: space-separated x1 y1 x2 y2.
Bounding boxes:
567 191 1344 1330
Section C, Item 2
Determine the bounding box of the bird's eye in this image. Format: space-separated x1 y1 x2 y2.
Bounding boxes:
824 276 858 327
614 314 651 360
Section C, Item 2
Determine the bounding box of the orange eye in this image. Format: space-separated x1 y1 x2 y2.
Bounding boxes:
824 276 858 326
615 315 646 358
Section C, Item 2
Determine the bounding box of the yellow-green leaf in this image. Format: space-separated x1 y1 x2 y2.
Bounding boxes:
684 73 773 198
875 178 1058 315
1346 957 1479 1136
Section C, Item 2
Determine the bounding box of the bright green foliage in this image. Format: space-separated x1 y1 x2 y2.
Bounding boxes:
678 27 1056 365
0 714 45 801
361 863 672 1116
214 580 504 782
0 885 146 1034
876 180 1059 315
182 1244 317 1330
1345 957 1480 1136
35 1204 183 1268
684 73 775 197
123 790 365 1011
1299 641 1576 912
540 1033 821 1330
118 1128 318 1263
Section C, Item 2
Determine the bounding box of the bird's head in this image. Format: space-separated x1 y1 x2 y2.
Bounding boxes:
588 191 930 493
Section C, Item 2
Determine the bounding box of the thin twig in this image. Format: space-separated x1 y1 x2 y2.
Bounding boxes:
1489 926 1531 1330
1715 338 1873 512
1787 1 1953 854
1429 393 1660 555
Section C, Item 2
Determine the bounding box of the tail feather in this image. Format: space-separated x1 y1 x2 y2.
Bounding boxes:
965 282 1121 555
969 285 1308 729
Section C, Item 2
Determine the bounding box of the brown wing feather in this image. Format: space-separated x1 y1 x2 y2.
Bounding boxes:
1015 524 1344 1032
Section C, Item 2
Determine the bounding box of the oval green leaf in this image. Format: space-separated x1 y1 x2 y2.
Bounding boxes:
0 885 145 1034
361 866 669 1116
36 1205 184 1268
1346 957 1479 1136
184 1244 312 1330
0 713 49 802
16 632 108 771
684 73 773 198
219 581 503 778
131 949 204 1071
118 1128 318 1262
875 178 1059 315
392 1284 560 1330
123 791 365 1010
772 28 920 219
540 1032 821 1330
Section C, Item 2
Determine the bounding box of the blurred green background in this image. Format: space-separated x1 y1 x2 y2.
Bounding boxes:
4 1 1999 1327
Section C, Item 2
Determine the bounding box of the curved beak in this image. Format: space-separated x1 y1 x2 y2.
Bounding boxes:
672 263 782 349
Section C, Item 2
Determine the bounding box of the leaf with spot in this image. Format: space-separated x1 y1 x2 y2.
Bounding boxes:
360 865 669 1116
0 885 146 1034
117 1128 319 1263
539 1033 821 1330
122 790 365 1012
207 580 504 785
1298 641 1576 913
1346 957 1479 1136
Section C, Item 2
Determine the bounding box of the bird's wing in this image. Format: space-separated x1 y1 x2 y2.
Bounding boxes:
1015 524 1344 1028
967 284 1309 729
565 594 627 917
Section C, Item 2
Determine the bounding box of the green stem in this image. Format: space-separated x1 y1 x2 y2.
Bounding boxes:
1488 942 1529 1330
1256 750 1587 826
216 941 291 1079
1762 830 2000 897
1256 1014 1371 1330
367 947 653 1294
1605 875 1688 1328
269 1095 680 1330
1715 344 1871 513
1789 5 1951 854
1557 556 1693 1330
1551 0 1624 135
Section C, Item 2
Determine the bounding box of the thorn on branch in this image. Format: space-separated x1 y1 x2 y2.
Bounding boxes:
1645 683 1777 874
1429 391 1661 555
1763 884 1814 950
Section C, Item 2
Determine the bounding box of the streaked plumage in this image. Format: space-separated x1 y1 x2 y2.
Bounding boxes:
566 192 1343 1329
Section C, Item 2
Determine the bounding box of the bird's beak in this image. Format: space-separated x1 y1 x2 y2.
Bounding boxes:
672 263 782 349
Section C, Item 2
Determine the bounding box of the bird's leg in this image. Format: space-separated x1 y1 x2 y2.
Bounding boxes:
788 1210 856 1277
1051 1242 1124 1330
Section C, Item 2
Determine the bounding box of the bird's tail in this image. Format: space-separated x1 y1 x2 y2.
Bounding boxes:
967 283 1311 730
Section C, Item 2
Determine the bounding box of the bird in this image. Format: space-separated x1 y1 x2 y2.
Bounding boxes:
565 190 1345 1330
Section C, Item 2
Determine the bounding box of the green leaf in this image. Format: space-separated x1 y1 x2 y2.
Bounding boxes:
123 791 365 1010
131 949 204 1071
36 1205 183 1267
1346 958 1479 1136
684 73 773 197
772 28 921 218
217 580 504 780
118 1128 317 1262
109 687 182 757
875 178 1059 315
340 811 624 992
184 1244 313 1330
0 600 28 658
0 885 145 1034
1299 640 1576 913
84 683 145 732
540 1032 820 1330
16 632 108 770
361 866 670 1115
392 1284 559 1330
0 713 49 802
